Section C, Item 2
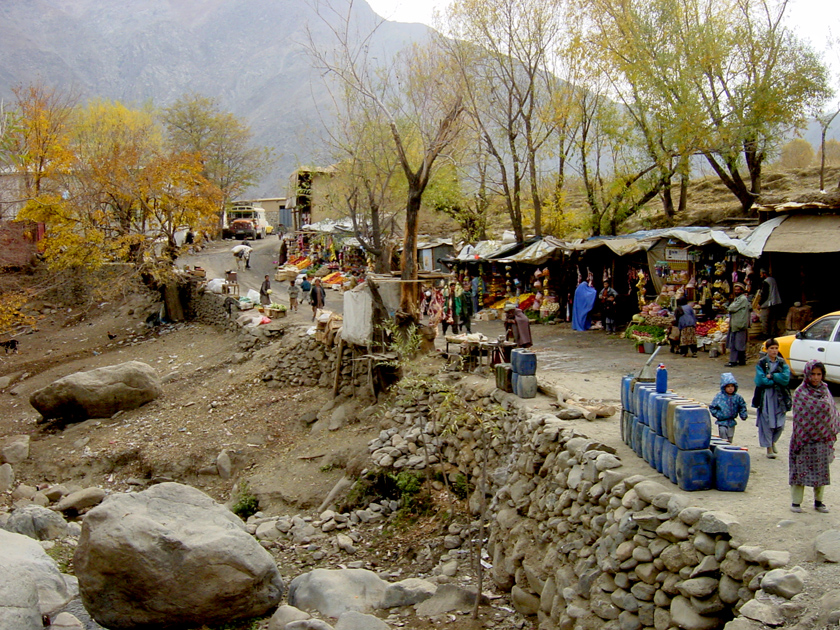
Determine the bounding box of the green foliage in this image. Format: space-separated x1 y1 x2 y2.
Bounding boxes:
624 324 666 343
452 473 471 500
319 463 336 473
46 541 75 574
231 482 259 519
379 318 422 365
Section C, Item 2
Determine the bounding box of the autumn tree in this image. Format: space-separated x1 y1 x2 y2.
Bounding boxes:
310 0 464 317
817 109 840 190
779 138 814 169
587 0 832 213
443 0 563 240
162 94 273 228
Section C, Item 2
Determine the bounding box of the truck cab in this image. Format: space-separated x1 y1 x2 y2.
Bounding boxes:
224 205 270 240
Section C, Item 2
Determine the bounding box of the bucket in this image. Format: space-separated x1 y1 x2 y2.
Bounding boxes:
674 406 712 451
643 341 656 354
676 448 714 491
714 445 750 492
511 349 537 375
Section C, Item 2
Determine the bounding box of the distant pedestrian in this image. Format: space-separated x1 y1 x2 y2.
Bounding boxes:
709 372 748 443
288 280 300 312
789 360 840 513
726 283 750 367
676 297 698 358
600 280 618 334
310 278 326 321
260 275 271 309
758 269 782 337
460 280 474 334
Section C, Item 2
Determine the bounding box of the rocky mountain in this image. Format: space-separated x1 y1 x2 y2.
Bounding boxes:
0 0 432 195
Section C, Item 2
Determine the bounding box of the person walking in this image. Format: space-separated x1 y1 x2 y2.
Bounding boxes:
259 275 271 309
310 278 326 321
789 360 840 513
758 269 782 337
288 280 300 312
676 297 698 357
726 283 751 367
752 338 791 458
709 372 748 443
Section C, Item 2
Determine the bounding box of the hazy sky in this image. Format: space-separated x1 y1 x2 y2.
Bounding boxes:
366 0 840 90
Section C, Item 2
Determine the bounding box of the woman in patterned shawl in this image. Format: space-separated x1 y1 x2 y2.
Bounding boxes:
789 360 840 513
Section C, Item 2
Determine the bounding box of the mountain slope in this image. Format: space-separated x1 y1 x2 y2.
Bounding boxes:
0 0 432 195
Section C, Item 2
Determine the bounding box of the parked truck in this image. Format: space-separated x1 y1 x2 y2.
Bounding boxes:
223 204 271 240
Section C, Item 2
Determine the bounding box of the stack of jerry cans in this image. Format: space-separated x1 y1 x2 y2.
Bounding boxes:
511 349 537 399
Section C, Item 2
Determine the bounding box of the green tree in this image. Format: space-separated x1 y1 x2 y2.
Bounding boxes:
779 138 814 169
162 94 272 228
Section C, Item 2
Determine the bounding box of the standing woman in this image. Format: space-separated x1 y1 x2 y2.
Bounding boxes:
789 360 840 513
752 339 791 458
676 297 698 358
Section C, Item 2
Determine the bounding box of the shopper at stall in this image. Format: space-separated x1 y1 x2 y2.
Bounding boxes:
752 339 791 458
726 283 751 367
504 303 533 348
758 269 782 337
310 278 326 321
460 280 474 334
429 284 445 329
789 360 840 513
572 280 598 331
470 274 484 313
259 275 272 309
599 280 619 334
441 281 462 335
676 297 698 357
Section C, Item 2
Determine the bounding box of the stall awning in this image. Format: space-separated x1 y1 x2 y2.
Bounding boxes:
762 214 840 253
496 236 569 264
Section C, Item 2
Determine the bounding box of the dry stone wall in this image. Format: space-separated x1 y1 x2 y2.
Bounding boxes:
371 377 806 630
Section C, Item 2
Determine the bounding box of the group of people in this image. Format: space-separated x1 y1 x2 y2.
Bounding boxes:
708 338 839 514
259 274 326 321
424 280 475 335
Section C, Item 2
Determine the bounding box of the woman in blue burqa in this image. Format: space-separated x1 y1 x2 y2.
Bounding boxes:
572 277 598 331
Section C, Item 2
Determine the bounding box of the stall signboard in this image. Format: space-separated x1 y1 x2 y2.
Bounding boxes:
665 247 689 262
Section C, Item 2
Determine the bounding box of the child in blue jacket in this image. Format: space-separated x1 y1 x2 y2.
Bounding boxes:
710 372 748 442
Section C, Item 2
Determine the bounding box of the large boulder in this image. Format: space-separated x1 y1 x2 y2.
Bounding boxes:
288 569 388 618
0 530 74 620
74 482 284 629
30 361 162 421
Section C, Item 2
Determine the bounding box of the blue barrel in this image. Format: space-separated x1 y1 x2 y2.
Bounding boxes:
621 375 634 410
653 435 667 473
511 349 537 375
642 425 655 464
715 446 750 492
652 394 680 437
676 449 714 491
656 365 668 393
633 382 655 416
662 441 678 484
515 374 537 399
674 406 712 451
637 385 656 425
633 420 644 457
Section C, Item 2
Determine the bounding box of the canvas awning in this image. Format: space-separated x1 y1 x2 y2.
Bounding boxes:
495 236 569 264
762 214 840 253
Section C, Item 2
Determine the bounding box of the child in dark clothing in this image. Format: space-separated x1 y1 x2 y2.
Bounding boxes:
709 372 748 442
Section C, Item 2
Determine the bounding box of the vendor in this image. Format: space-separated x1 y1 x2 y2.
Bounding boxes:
504 303 533 348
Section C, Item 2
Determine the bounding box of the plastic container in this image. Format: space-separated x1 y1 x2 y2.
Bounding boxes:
674 406 712 451
630 379 655 415
665 398 695 444
635 384 657 425
514 374 538 399
714 445 750 492
511 372 519 396
661 441 678 484
495 363 513 393
511 349 537 375
647 392 675 435
621 375 635 410
675 448 714 491
709 438 730 452
643 426 656 467
653 435 667 473
652 394 682 437
656 364 668 393
633 421 644 457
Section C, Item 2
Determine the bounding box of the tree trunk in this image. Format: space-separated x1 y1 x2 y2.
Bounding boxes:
399 187 422 317
702 152 757 213
163 283 185 322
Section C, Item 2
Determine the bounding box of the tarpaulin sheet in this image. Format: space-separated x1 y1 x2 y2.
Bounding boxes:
496 236 569 264
342 285 373 345
762 215 840 253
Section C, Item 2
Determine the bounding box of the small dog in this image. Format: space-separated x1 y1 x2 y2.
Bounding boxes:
0 339 19 354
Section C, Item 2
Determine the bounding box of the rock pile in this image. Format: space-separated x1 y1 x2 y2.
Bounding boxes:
365 378 808 630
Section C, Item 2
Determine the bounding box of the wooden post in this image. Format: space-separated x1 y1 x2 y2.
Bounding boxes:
332 336 345 397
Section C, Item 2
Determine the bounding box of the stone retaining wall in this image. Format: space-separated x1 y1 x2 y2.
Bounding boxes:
371 377 804 630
